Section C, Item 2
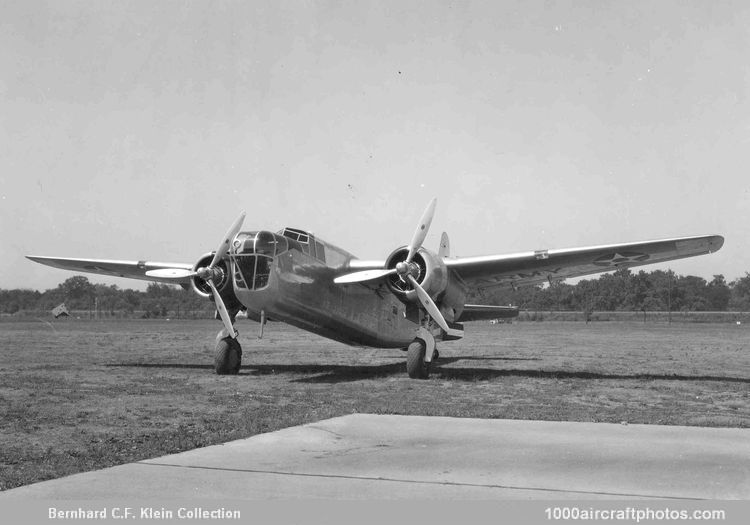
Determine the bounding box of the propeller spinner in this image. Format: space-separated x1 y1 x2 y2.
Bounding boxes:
334 198 451 334
145 212 246 338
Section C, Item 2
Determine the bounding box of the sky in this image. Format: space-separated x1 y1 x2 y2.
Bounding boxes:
2 0 749 292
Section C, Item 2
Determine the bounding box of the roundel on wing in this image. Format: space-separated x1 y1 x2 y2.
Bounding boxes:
593 252 650 267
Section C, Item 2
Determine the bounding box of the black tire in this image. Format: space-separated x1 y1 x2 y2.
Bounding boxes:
406 340 430 379
215 337 242 375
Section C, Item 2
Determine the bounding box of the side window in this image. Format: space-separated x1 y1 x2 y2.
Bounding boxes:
275 235 288 254
286 238 302 253
255 257 271 289
234 256 255 289
315 241 326 263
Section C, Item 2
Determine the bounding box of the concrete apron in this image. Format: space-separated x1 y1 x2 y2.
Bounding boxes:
2 414 748 500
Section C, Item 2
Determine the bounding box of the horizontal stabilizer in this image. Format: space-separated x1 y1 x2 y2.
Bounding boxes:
458 304 519 322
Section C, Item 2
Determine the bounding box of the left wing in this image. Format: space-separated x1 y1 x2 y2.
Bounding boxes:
26 256 194 285
445 234 724 292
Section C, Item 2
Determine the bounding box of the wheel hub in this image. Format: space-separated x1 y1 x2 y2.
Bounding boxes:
395 260 419 282
196 266 224 284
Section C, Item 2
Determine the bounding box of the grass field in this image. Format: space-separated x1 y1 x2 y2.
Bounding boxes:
1 318 748 490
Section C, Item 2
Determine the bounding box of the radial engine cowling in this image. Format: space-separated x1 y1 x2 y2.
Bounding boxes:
190 253 232 299
384 247 466 321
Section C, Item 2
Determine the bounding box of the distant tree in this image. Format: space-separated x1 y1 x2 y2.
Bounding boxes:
629 270 653 310
544 281 574 310
595 268 635 310
58 276 95 309
121 289 141 314
648 270 676 312
705 275 730 311
729 273 750 311
0 289 42 313
675 275 709 311
93 284 129 317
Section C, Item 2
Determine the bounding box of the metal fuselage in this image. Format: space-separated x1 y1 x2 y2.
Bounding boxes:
229 230 422 348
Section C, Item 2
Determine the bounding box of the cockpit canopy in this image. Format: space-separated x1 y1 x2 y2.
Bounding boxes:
230 228 341 291
278 227 326 262
233 230 288 258
231 231 288 290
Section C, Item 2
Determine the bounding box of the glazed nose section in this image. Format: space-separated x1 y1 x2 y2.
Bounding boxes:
232 231 278 291
254 231 279 256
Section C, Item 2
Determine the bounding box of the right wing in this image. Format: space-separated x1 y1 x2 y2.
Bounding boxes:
445 234 724 292
26 256 194 286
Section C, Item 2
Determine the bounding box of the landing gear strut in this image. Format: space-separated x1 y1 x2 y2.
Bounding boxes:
215 335 242 375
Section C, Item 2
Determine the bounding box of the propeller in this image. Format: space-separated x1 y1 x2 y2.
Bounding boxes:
145 212 246 338
333 198 452 334
406 197 436 263
406 274 450 333
206 212 246 338
333 198 436 285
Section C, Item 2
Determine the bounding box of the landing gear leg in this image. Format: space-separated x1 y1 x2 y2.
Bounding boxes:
214 332 242 375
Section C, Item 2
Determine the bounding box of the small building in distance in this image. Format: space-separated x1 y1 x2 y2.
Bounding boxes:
52 303 70 319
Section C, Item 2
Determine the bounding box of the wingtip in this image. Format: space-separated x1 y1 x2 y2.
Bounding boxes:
711 234 725 252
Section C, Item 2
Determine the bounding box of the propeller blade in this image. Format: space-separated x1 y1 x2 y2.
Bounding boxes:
145 268 196 279
406 274 450 334
334 268 396 284
209 212 247 269
208 280 236 339
406 198 437 263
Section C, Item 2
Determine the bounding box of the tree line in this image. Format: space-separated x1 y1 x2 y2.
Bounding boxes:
2 270 750 318
0 276 213 318
469 269 750 313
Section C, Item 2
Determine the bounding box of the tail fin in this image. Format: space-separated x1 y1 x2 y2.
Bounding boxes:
438 232 450 258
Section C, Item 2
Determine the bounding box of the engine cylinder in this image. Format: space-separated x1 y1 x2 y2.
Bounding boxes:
384 247 465 319
190 253 231 298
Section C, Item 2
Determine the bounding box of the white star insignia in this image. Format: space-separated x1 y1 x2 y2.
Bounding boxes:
594 252 649 267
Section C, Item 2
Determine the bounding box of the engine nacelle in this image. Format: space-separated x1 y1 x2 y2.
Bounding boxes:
189 253 244 316
190 253 231 298
384 247 467 322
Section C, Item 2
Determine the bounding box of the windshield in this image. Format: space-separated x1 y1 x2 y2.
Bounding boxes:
231 231 285 290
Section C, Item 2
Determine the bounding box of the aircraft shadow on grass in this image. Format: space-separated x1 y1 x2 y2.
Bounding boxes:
106 358 750 385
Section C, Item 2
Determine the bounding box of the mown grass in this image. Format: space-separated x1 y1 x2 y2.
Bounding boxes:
0 318 748 490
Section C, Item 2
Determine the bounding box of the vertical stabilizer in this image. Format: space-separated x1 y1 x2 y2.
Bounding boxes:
438 232 450 258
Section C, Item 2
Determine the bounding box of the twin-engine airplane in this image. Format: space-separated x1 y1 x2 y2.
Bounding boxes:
28 199 724 378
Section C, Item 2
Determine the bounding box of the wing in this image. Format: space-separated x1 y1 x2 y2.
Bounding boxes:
445 235 724 291
26 256 194 285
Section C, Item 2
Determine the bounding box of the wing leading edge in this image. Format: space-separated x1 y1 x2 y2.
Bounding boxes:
26 256 194 285
446 234 724 291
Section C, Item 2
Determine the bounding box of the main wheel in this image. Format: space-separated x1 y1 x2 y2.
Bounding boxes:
215 336 242 375
406 340 430 379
